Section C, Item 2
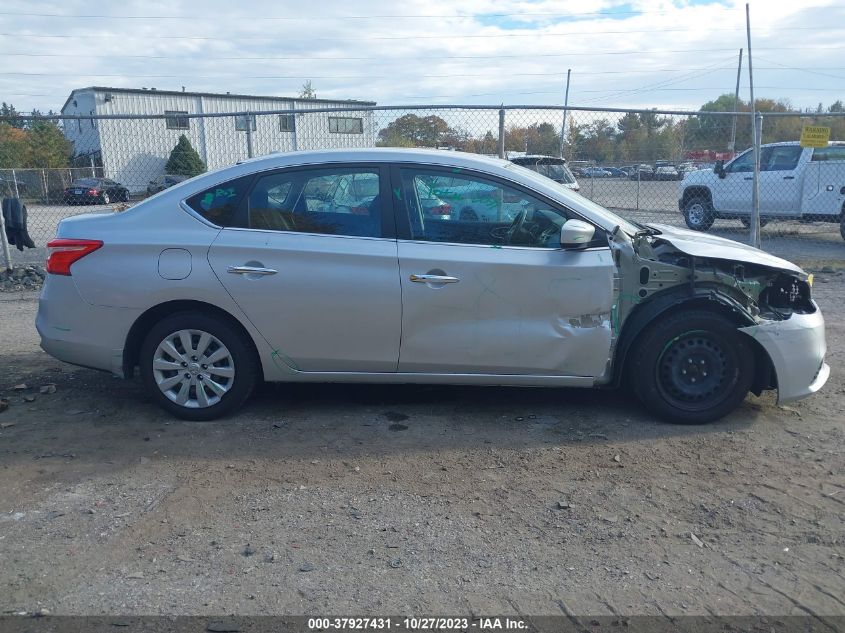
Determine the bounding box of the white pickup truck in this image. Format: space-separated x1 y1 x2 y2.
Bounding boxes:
678 141 845 239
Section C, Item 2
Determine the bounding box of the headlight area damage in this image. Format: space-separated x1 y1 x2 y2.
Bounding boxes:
604 224 829 405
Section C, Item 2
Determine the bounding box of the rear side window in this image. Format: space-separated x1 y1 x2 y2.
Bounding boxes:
761 146 802 171
245 168 383 238
185 175 253 227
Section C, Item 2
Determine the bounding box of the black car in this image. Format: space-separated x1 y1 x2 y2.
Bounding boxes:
0 176 28 196
63 178 130 205
147 174 188 196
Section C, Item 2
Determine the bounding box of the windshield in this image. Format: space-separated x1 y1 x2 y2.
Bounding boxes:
505 162 640 236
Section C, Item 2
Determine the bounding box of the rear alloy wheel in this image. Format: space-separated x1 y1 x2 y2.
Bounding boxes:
628 310 754 424
140 312 258 420
120 189 130 202
683 197 714 231
101 192 110 205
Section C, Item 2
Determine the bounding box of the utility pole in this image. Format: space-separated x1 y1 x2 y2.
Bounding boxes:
559 69 571 159
746 3 761 249
729 48 743 154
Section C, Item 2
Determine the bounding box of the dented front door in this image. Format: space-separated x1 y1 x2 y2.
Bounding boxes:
396 243 615 377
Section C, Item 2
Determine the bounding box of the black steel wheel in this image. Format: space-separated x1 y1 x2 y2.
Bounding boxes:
628 309 754 424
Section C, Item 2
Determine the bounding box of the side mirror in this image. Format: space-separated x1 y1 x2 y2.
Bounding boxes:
714 160 726 178
560 219 595 249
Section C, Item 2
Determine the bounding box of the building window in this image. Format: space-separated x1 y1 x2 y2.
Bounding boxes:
235 114 257 131
165 110 189 130
329 117 363 134
279 114 295 132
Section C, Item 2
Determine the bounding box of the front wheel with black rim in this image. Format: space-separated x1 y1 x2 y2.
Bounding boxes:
139 311 258 421
627 310 754 424
682 196 715 231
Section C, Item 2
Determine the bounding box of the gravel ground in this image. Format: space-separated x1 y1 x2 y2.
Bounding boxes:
0 276 843 617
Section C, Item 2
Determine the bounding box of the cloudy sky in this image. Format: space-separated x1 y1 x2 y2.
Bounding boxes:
1 0 843 114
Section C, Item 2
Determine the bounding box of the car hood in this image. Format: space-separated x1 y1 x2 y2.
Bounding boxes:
646 223 804 275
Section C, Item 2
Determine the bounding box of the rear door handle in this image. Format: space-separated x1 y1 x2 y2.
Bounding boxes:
743 176 753 180
227 265 278 276
783 176 795 180
410 274 460 284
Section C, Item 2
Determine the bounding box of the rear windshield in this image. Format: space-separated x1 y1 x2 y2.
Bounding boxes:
71 178 99 186
512 159 576 184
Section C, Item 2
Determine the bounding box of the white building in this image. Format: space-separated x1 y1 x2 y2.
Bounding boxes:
61 87 377 192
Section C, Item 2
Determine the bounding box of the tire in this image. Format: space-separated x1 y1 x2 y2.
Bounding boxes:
840 211 845 241
740 217 769 229
627 309 754 424
683 196 715 231
120 189 130 202
139 311 258 421
101 192 110 205
459 206 478 221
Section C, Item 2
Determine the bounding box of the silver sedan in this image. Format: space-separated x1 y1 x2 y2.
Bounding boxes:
36 149 828 423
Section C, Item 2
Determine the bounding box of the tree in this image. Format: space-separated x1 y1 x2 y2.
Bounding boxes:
165 134 206 177
27 121 72 167
299 81 317 99
0 123 29 168
377 114 453 147
0 102 24 128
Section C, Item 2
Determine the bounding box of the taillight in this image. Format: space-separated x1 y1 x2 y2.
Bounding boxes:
46 239 103 275
431 203 452 216
88 188 99 195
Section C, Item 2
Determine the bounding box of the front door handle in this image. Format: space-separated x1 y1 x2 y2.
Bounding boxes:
410 274 460 284
743 176 753 180
783 176 795 180
227 265 278 276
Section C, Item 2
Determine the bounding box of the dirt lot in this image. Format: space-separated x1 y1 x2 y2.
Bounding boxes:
0 276 844 617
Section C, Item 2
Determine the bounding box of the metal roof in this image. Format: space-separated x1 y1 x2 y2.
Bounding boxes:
61 86 375 114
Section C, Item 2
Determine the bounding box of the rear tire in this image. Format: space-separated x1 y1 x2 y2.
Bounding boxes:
101 192 110 205
628 309 754 424
683 196 714 231
139 311 258 421
740 217 769 229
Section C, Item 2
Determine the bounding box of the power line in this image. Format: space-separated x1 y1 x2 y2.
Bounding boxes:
1 29 840 42
0 9 689 20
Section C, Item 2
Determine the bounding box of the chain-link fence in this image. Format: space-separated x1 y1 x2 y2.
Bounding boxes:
2 105 844 270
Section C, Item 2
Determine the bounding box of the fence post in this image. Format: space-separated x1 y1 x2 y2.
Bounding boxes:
245 114 255 159
0 202 12 272
749 112 763 248
497 109 505 159
636 168 640 212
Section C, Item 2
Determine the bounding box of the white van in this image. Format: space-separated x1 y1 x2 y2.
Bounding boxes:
678 141 845 238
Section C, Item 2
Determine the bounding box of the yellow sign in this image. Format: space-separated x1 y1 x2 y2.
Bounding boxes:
800 125 831 148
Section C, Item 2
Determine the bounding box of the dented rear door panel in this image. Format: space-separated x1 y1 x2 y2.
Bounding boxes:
396 242 615 376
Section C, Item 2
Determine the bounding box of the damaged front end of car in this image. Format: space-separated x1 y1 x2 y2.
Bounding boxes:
601 224 829 404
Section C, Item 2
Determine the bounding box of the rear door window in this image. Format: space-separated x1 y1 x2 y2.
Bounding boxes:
245 168 384 238
185 175 253 227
